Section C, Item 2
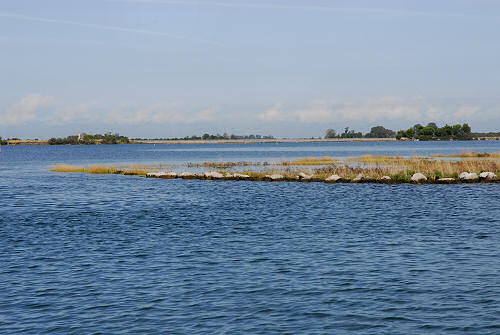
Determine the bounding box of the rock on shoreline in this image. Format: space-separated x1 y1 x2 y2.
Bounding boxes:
143 170 499 184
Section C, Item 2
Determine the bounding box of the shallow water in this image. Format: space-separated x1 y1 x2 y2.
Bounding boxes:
1 141 500 334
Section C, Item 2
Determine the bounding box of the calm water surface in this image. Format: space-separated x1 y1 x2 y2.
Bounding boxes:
1 141 500 334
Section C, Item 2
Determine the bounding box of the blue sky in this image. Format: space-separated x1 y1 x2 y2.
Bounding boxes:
1 0 500 138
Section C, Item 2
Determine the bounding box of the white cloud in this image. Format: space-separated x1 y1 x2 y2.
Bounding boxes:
100 104 218 124
261 97 495 124
257 103 286 122
0 94 55 125
1 94 218 126
453 106 480 119
2 94 498 128
293 97 430 123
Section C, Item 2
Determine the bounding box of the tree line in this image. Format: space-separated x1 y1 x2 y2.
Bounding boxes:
324 123 475 141
48 133 130 145
133 133 275 141
396 123 472 140
324 126 396 139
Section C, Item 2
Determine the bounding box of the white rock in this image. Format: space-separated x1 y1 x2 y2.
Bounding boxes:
179 171 196 178
298 172 313 180
224 173 234 178
411 173 427 183
381 176 391 181
325 174 342 182
353 173 364 182
459 172 479 181
479 171 497 180
204 171 224 179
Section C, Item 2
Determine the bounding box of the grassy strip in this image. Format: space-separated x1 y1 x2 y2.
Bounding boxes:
50 164 149 175
50 152 500 183
278 156 339 166
344 154 499 180
431 152 500 158
186 161 269 169
50 160 499 183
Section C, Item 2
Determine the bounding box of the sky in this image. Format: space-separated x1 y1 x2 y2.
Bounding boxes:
1 0 500 138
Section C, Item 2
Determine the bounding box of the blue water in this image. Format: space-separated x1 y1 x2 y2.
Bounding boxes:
1 141 500 334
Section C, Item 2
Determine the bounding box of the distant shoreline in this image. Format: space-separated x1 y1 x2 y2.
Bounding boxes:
2 137 500 146
132 138 397 144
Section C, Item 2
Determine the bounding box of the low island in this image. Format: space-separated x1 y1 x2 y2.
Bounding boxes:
51 152 499 184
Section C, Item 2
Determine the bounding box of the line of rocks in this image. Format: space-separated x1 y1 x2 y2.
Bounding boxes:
145 171 498 184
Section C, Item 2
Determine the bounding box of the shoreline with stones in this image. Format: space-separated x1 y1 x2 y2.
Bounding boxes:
142 170 498 184
50 152 500 184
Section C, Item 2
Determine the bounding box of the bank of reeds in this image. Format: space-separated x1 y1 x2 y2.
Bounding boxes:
431 151 500 158
50 164 149 175
278 156 339 166
50 154 500 183
186 161 269 169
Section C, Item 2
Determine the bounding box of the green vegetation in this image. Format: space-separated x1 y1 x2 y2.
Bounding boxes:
396 123 472 141
133 133 274 141
324 126 395 139
0 137 7 145
365 126 396 138
324 123 488 141
48 132 129 145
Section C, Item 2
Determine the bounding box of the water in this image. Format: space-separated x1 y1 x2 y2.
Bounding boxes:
1 141 500 334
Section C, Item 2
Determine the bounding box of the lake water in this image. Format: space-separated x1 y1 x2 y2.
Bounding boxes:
1 141 500 334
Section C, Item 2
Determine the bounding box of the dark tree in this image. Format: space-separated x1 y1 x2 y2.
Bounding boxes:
324 129 337 139
365 126 396 138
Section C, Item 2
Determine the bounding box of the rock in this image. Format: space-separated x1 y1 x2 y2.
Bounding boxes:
381 176 391 181
325 174 342 182
265 174 284 180
298 172 313 180
479 171 497 180
411 173 427 183
233 173 250 179
204 171 224 179
459 172 479 182
224 173 234 178
146 172 160 178
437 178 456 184
353 173 364 182
179 172 196 179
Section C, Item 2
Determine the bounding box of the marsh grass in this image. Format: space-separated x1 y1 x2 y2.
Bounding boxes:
431 151 500 158
50 164 88 173
343 154 499 180
50 154 500 183
186 161 268 169
186 157 338 169
51 164 149 175
278 156 339 166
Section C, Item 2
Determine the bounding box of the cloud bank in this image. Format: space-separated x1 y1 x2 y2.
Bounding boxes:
0 94 219 126
258 97 492 124
1 94 498 129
